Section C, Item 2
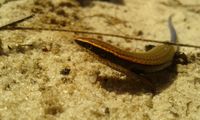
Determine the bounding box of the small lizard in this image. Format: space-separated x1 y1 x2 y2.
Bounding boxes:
74 16 179 90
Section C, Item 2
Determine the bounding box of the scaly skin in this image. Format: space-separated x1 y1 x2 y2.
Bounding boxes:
75 15 177 73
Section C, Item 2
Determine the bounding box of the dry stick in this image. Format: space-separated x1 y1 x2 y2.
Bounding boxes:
0 14 34 30
2 26 200 49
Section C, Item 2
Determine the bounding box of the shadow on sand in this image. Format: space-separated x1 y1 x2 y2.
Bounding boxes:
97 64 178 95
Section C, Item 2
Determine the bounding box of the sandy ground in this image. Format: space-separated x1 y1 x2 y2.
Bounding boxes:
0 0 200 120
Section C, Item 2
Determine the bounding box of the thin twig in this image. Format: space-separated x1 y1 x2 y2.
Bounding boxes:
2 26 200 49
0 14 34 30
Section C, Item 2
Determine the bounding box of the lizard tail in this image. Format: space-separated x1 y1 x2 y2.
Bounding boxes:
168 15 177 43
